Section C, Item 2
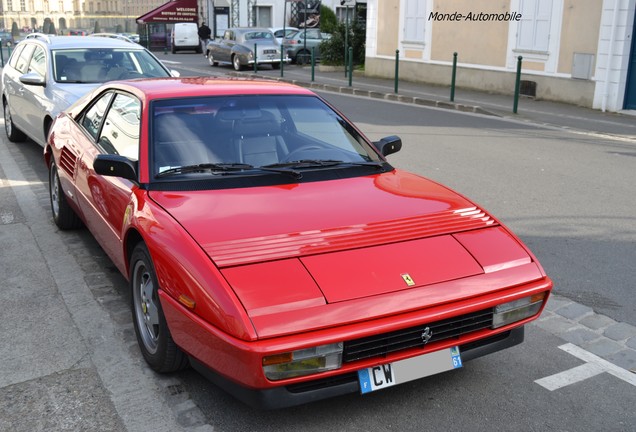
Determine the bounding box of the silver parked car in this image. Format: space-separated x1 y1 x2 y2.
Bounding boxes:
268 26 299 45
2 33 176 147
205 28 289 71
283 28 331 64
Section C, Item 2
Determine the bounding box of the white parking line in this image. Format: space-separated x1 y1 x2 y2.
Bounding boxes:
535 343 636 391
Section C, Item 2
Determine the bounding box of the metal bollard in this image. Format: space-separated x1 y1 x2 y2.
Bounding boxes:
254 43 258 73
513 56 523 113
394 50 399 94
348 47 353 87
311 47 315 81
0 45 4 68
450 52 458 102
280 47 284 77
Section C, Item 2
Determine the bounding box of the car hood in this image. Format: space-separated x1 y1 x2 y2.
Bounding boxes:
150 170 535 334
50 83 101 115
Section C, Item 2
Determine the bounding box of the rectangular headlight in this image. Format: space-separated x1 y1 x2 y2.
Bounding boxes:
492 293 545 329
263 343 343 381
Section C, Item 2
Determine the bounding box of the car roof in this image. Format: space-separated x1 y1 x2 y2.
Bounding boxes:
20 34 143 50
232 28 274 34
105 77 315 101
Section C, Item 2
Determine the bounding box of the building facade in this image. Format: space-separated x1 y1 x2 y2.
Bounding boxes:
0 0 171 32
365 0 636 112
1 0 361 41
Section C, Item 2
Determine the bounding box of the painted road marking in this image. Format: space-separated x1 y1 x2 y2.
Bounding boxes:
535 343 636 391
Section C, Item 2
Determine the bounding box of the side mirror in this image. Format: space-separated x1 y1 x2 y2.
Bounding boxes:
94 154 138 182
19 72 45 86
373 135 402 157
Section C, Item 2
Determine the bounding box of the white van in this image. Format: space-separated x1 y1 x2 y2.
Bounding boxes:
171 23 201 53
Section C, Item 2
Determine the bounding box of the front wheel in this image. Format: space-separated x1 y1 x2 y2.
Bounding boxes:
3 99 27 142
232 55 243 71
49 159 82 230
207 52 218 66
272 62 280 70
130 243 188 373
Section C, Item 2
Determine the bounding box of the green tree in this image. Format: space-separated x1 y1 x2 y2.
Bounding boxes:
319 5 338 34
11 22 20 37
319 19 366 67
94 21 101 33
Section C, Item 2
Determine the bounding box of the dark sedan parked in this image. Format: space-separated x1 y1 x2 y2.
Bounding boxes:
205 28 289 71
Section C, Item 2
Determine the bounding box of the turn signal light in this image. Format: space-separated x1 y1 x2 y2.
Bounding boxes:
262 343 343 381
492 293 546 328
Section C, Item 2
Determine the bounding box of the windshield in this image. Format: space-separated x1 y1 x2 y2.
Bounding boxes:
53 48 169 83
151 95 382 179
243 31 274 41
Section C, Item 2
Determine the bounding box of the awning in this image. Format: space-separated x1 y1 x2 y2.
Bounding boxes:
136 0 198 24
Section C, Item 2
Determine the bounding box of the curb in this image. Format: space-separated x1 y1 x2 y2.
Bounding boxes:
228 71 500 118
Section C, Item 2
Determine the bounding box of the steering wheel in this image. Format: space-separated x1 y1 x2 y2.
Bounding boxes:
281 145 326 162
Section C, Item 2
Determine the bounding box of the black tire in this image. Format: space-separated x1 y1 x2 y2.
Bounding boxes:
207 52 218 66
3 99 27 142
49 159 83 230
272 63 280 70
232 55 243 71
296 50 310 65
171 46 176 54
196 45 202 54
130 243 188 373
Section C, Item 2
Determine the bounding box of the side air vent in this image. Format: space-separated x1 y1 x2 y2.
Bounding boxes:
59 147 77 177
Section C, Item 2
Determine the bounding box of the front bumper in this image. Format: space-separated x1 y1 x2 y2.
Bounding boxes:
160 271 550 408
247 57 291 65
190 326 525 409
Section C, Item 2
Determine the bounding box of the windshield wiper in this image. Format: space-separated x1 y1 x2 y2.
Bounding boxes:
251 166 303 179
155 163 253 178
263 160 385 171
155 162 302 180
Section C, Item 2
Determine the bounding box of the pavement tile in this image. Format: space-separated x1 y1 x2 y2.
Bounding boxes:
603 323 636 342
581 338 624 357
580 314 617 330
532 315 575 335
174 400 207 428
626 337 636 350
0 368 124 432
544 295 571 312
604 349 636 371
188 426 215 432
554 303 594 321
560 328 600 345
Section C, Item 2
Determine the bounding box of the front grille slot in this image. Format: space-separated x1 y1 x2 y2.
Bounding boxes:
343 309 493 363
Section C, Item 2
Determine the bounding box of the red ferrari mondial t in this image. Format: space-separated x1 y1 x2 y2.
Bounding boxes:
45 77 552 408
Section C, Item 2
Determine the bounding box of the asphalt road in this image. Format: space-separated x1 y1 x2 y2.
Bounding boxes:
1 53 635 431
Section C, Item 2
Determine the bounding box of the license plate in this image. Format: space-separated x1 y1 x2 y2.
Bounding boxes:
358 346 462 394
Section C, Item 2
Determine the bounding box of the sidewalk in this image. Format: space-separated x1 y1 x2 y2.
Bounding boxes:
230 65 636 142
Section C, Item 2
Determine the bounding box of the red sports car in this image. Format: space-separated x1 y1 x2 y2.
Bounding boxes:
45 77 552 408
